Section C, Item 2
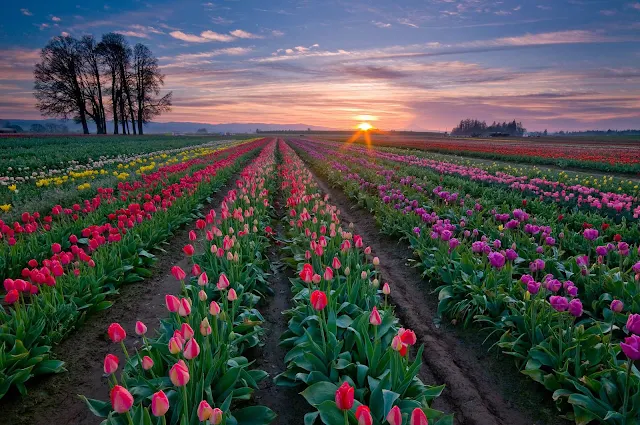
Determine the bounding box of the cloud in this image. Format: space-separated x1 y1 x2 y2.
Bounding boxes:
39 23 49 30
630 2 640 10
271 30 285 37
398 18 418 28
20 8 32 16
51 16 61 22
129 24 164 35
372 21 392 28
230 29 263 39
115 30 150 38
201 30 235 42
169 30 239 43
160 47 254 66
61 31 70 37
537 5 552 10
212 16 233 25
600 9 617 16
494 10 512 16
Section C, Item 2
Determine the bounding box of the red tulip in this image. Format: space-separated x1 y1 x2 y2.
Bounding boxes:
198 400 213 421
356 406 373 425
151 390 169 416
335 381 354 410
189 230 197 241
103 354 119 375
183 338 200 360
110 385 134 413
169 360 190 386
310 290 328 311
4 289 19 304
171 266 186 281
182 244 195 256
51 243 61 254
299 263 313 283
107 323 126 343
135 321 147 336
369 306 382 326
399 328 417 346
165 294 180 312
191 263 201 276
410 408 428 425
332 257 341 270
387 406 402 425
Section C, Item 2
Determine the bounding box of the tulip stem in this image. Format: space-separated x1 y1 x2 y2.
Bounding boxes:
120 341 130 360
182 385 189 424
319 309 327 354
622 359 633 425
125 411 134 425
343 410 348 425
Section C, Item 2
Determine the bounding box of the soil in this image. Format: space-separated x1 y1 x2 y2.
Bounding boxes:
0 172 244 425
252 195 309 424
301 151 568 425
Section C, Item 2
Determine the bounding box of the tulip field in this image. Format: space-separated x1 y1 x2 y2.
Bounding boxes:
1 135 639 425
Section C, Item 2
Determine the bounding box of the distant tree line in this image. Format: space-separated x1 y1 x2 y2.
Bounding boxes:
552 129 640 136
451 119 525 136
33 33 172 135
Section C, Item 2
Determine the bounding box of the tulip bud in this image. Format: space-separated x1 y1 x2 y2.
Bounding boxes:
344 267 350 276
356 406 373 425
410 408 428 425
191 263 201 276
171 266 186 281
335 381 354 410
103 354 119 375
209 300 221 315
228 288 238 301
168 336 183 354
178 298 191 316
217 273 230 290
135 321 147 336
387 406 402 425
198 272 209 286
169 360 190 386
210 408 223 425
199 290 208 301
310 290 328 311
361 271 367 279
142 355 154 370
200 317 212 336
369 306 382 326
382 282 391 295
107 323 126 343
165 294 180 312
372 278 379 288
151 391 169 417
372 257 380 266
110 385 134 413
198 400 213 421
183 338 200 360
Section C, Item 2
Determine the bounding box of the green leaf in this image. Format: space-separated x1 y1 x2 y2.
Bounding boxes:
300 381 338 407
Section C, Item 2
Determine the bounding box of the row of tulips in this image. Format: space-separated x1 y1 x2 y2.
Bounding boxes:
275 140 452 425
0 140 249 279
82 140 279 425
0 140 266 400
289 139 640 424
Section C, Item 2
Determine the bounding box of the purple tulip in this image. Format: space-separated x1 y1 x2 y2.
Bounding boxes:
527 281 541 295
595 246 608 256
627 314 640 335
620 335 640 360
576 255 589 268
440 230 452 241
568 299 583 317
567 285 578 297
463 230 471 238
547 279 562 293
449 238 460 251
611 300 624 313
583 228 599 241
536 246 544 254
493 239 502 249
618 242 629 256
549 296 569 312
413 227 421 235
521 274 534 285
488 252 506 269
545 237 555 246
505 249 518 261
633 262 640 274
535 259 545 271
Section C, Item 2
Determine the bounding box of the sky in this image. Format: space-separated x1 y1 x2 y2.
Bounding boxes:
1 0 639 132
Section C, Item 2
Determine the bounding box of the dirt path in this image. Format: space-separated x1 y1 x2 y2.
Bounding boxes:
301 156 567 425
252 195 309 424
0 172 245 425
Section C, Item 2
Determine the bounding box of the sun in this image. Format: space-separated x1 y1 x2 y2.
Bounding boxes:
357 122 373 131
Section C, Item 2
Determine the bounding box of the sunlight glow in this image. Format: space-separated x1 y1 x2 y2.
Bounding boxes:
357 122 373 131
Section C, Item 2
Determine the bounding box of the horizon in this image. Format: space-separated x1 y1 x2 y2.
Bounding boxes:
1 0 640 132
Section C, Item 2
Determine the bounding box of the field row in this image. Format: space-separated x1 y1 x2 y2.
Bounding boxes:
291 137 640 424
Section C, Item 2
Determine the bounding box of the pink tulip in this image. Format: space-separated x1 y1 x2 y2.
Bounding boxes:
142 356 154 370
210 408 223 424
151 390 169 416
324 267 334 281
410 408 428 425
391 335 404 351
199 290 207 301
200 318 212 336
110 385 134 413
181 323 194 340
103 354 119 375
369 306 382 326
184 338 200 360
135 321 147 336
382 282 391 295
107 323 126 343
611 300 624 313
169 360 190 386
171 266 186 281
183 244 195 256
228 288 238 301
332 257 341 269
165 294 180 312
178 298 191 316
191 263 201 276
335 381 354 410
217 273 230 290
198 272 209 286
168 336 183 354
209 300 221 315
387 406 402 425
198 400 213 421
372 257 380 266
356 405 373 425
189 230 197 241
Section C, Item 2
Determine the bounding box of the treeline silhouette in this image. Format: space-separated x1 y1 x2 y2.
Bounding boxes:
452 119 525 136
33 33 171 135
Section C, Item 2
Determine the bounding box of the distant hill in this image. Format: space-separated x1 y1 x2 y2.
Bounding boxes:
0 119 335 134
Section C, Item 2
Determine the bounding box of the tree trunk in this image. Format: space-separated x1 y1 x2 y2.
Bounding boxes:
111 70 118 134
120 64 137 135
96 72 106 134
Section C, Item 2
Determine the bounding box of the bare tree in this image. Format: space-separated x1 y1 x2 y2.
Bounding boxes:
34 36 90 134
133 43 172 135
98 33 133 134
79 36 107 134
